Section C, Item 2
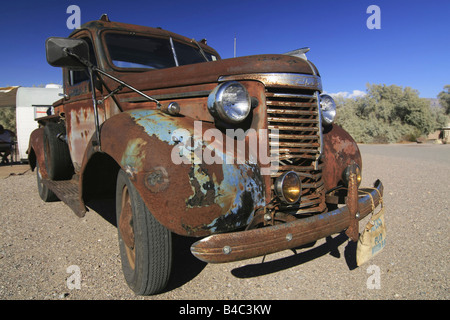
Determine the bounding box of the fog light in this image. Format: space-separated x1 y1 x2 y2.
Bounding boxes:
342 163 362 187
274 171 301 204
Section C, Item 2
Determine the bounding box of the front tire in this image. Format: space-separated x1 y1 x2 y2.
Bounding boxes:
116 169 172 295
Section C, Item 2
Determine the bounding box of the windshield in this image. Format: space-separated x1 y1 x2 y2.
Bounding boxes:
104 33 217 69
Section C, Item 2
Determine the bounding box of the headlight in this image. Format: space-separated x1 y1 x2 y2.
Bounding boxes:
207 81 251 124
274 171 302 204
319 94 337 126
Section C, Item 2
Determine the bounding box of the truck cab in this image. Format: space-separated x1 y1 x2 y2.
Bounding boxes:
28 15 384 295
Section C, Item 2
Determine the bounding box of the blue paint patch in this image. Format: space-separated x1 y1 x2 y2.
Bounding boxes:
206 162 265 232
129 109 190 145
120 137 147 172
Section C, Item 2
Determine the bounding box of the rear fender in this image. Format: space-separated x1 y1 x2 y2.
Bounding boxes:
82 110 266 237
28 128 47 177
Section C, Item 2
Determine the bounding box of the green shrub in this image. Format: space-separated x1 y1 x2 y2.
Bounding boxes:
335 84 446 143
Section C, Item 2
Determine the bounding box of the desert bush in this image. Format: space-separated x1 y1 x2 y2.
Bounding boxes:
335 84 444 143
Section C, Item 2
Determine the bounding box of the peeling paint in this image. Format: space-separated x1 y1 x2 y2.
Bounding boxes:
206 163 265 233
130 110 188 146
186 164 219 208
120 137 147 174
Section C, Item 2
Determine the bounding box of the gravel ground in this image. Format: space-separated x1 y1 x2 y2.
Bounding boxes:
0 143 448 301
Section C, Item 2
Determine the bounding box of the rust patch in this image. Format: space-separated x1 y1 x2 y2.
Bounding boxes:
345 170 359 241
186 164 217 208
322 124 362 192
144 166 169 193
28 128 48 178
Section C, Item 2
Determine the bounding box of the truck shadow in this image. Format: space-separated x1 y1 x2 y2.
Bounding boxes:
163 234 208 293
231 232 358 279
86 199 117 225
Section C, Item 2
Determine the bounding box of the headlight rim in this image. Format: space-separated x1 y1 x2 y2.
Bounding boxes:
319 93 337 126
207 81 251 124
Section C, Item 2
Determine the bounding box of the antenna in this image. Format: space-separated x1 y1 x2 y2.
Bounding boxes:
234 33 236 58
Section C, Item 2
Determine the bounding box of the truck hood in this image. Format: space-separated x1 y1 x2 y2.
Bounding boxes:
113 54 320 91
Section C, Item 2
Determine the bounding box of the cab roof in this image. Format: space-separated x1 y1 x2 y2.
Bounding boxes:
70 15 219 58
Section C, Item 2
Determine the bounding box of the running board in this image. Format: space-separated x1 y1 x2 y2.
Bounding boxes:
42 179 86 217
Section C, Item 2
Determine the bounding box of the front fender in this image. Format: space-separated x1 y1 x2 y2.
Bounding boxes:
93 110 266 237
322 124 362 191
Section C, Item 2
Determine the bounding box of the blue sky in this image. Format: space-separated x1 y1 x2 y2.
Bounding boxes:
0 0 448 98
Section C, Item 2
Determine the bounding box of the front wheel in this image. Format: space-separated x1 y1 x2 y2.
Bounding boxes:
116 169 172 295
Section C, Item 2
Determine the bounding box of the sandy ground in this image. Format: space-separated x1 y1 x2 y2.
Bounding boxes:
0 143 448 303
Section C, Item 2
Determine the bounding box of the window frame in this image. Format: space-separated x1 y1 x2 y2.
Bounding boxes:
100 30 218 72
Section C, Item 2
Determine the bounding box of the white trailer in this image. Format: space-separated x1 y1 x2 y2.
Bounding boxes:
15 86 62 161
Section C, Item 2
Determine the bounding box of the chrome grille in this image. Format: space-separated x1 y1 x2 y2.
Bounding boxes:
266 87 326 215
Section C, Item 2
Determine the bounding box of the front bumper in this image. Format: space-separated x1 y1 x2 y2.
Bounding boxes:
191 179 383 263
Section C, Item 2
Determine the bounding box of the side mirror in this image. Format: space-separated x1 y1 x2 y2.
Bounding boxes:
45 37 89 69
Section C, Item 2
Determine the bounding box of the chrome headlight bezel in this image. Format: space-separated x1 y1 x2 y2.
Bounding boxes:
319 94 337 126
274 171 302 204
207 81 251 124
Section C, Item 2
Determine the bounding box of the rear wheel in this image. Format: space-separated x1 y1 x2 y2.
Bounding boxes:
36 161 58 202
43 122 73 180
116 170 172 295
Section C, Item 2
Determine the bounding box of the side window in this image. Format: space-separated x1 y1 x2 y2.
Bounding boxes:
68 37 97 85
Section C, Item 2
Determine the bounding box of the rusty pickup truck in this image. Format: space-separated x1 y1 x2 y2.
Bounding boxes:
28 15 384 295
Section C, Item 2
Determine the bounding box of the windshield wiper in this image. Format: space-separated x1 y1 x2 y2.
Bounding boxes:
169 37 179 66
191 38 209 62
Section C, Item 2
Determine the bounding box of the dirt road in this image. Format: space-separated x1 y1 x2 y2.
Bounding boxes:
0 143 448 301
